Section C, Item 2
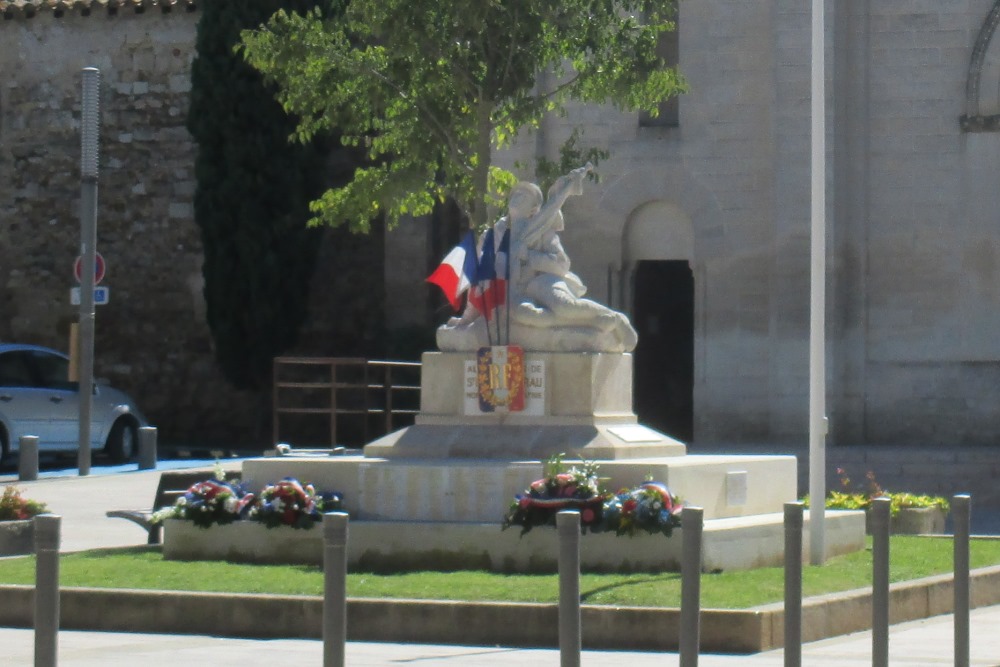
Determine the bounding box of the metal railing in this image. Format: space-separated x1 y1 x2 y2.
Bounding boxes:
271 357 421 448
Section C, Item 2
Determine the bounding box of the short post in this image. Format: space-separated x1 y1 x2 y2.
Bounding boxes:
34 514 61 667
679 506 704 667
953 494 971 667
557 510 581 667
138 426 158 470
870 497 891 667
19 435 39 482
784 502 804 667
323 512 349 667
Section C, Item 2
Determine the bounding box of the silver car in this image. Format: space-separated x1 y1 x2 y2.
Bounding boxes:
0 343 147 466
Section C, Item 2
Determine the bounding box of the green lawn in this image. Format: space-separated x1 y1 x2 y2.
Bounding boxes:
1 536 998 609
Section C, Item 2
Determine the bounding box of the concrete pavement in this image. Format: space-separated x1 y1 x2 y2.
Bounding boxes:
2 606 1000 666
0 459 243 552
2 462 1000 665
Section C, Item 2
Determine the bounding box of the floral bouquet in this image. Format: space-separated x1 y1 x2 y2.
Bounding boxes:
503 454 684 538
601 481 683 537
502 454 607 535
0 486 48 522
248 477 343 530
152 478 254 529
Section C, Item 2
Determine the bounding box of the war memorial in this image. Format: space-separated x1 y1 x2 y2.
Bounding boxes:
167 167 864 571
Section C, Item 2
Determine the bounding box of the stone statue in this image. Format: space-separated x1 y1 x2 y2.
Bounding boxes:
437 165 638 353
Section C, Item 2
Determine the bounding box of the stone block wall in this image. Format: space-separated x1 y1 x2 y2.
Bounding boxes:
0 7 262 446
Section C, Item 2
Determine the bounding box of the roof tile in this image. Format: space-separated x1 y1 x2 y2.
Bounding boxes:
1 0 197 19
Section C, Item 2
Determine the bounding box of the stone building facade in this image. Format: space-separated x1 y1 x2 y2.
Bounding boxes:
3 0 1000 450
392 0 1000 448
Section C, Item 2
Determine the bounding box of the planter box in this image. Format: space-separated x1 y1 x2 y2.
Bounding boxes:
892 507 947 535
0 520 34 556
864 507 948 535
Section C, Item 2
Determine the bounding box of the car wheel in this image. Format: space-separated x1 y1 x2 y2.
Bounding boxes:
106 419 137 463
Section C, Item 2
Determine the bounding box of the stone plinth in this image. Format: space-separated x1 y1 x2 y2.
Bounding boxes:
227 349 866 573
364 351 686 460
242 453 796 523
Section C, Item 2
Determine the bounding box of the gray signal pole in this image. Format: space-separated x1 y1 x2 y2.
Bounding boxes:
78 67 100 476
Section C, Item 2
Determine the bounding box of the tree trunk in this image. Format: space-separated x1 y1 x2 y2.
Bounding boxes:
469 99 494 231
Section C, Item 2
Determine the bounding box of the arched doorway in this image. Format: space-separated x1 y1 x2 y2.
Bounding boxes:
622 201 695 442
632 261 694 441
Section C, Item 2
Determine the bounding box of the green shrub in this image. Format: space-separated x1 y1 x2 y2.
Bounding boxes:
805 468 949 517
0 486 47 522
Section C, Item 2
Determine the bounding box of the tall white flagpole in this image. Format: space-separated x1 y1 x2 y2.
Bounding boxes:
809 0 828 565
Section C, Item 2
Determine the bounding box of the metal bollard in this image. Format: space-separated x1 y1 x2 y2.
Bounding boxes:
870 497 891 667
679 506 704 667
138 426 158 470
34 514 61 667
557 510 581 667
953 494 971 667
19 435 39 482
323 512 349 667
784 502 804 667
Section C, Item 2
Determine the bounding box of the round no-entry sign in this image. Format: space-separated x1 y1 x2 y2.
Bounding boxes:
74 252 106 285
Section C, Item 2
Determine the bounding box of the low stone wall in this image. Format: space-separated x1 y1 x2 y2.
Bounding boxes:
2 565 1000 652
0 521 33 557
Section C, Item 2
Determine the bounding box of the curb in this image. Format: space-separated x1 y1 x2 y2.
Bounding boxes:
2 564 999 653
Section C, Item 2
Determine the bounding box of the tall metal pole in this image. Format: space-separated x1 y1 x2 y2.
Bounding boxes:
78 67 100 476
808 0 828 566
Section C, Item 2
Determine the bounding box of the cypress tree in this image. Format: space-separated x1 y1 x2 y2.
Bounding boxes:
188 1 331 390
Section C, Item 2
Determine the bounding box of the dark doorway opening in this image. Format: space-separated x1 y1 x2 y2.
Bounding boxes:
632 260 694 442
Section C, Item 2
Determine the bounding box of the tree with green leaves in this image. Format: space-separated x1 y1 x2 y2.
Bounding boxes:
189 1 334 391
240 0 684 233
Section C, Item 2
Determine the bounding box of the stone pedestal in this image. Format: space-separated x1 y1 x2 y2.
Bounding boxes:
364 352 686 460
223 351 865 572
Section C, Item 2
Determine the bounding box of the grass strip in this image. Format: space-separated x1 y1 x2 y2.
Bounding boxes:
0 536 998 609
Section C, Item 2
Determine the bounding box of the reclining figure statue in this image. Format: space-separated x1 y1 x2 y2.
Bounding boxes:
437 164 638 353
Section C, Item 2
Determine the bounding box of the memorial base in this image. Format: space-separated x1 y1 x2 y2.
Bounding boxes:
216 350 866 572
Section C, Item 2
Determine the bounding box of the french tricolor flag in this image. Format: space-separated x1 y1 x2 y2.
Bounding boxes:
469 227 509 322
426 230 478 311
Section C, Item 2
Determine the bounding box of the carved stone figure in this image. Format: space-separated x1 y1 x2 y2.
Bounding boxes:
437 165 638 353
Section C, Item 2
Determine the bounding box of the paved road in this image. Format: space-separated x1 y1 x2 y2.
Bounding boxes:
2 461 1000 665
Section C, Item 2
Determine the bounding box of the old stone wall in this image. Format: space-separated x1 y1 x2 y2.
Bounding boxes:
0 7 263 447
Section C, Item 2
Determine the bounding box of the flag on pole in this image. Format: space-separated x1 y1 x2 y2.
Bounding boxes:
426 230 478 311
469 227 509 322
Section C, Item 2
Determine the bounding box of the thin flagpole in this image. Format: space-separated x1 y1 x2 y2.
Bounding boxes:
479 247 492 348
505 226 511 347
